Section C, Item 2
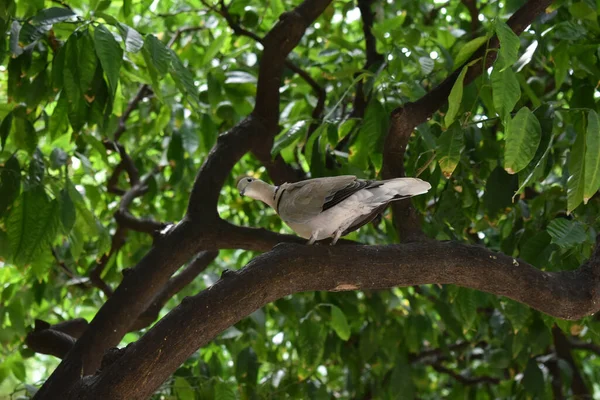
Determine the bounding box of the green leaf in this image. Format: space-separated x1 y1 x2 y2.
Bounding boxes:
584 110 600 203
495 20 520 69
94 24 122 98
31 7 76 25
488 348 511 368
59 189 76 234
445 66 467 127
7 187 60 267
235 347 259 387
502 299 530 331
0 111 12 150
483 167 518 218
173 376 194 400
522 359 545 397
504 107 541 174
330 305 350 341
491 66 520 121
76 30 99 94
552 41 569 88
454 287 476 331
349 98 388 170
143 34 170 76
436 122 464 178
298 317 326 368
116 23 143 53
547 219 587 248
271 121 306 157
454 36 487 67
567 125 585 212
214 380 236 400
169 49 199 105
202 33 227 66
0 155 20 217
180 123 199 154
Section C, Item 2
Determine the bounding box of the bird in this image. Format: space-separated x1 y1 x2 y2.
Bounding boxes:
237 175 431 245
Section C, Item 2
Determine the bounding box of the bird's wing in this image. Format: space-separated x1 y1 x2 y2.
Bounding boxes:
277 175 367 223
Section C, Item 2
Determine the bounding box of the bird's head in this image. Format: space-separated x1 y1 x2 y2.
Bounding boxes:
236 176 260 197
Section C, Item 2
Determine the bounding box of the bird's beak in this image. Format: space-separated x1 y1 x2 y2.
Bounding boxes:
240 189 245 196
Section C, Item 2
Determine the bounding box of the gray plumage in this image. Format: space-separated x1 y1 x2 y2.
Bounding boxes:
237 175 431 245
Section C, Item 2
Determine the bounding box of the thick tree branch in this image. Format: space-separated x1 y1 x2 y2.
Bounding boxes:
203 0 323 184
381 0 553 241
187 0 333 217
70 239 600 399
35 3 331 398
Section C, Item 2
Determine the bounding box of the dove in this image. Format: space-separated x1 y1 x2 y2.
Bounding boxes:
237 175 431 245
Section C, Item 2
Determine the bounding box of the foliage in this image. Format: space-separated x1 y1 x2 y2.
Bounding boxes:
0 0 600 398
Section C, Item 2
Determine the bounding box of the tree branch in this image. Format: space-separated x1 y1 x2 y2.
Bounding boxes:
431 363 500 385
130 250 219 331
25 319 88 359
34 3 332 397
552 325 590 397
187 0 333 217
381 0 552 241
70 239 600 399
204 0 322 184
351 0 384 119
461 0 481 33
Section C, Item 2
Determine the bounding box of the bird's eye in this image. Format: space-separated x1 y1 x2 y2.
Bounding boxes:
247 178 252 182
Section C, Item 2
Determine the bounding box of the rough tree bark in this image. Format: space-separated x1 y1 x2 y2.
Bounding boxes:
31 0 600 399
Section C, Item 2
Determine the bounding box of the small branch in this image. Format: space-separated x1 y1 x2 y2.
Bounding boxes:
206 0 319 184
431 363 500 385
25 319 88 359
461 0 481 32
131 251 219 331
552 325 590 397
568 338 600 356
351 0 384 119
113 85 151 142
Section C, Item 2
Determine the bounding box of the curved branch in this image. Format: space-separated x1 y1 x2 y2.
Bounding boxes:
25 319 89 359
35 3 332 397
72 239 600 399
187 0 333 217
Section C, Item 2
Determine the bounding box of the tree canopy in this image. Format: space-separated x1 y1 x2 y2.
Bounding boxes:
1 0 600 398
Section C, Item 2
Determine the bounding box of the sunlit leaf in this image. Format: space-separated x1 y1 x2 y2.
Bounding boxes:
7 187 60 267
495 20 520 69
454 36 487 67
436 122 464 178
583 110 600 203
504 107 541 174
94 24 122 98
491 66 520 120
445 66 467 127
330 305 350 341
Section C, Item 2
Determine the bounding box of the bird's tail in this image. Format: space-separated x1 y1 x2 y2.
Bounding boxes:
380 177 431 198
